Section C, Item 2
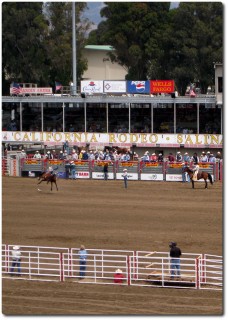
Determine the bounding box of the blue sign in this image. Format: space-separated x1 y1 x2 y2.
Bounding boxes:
127 81 150 94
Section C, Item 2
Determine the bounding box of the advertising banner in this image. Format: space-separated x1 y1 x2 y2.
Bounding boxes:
2 132 223 147
104 81 126 93
140 173 164 181
81 81 103 94
10 87 53 95
127 81 150 94
150 80 175 94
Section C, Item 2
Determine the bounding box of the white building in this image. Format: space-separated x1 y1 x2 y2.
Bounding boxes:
82 45 127 80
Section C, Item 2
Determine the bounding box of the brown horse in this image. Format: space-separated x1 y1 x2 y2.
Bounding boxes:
184 167 213 189
37 172 58 191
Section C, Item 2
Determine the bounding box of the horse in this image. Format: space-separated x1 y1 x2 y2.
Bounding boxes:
183 167 213 189
37 172 58 191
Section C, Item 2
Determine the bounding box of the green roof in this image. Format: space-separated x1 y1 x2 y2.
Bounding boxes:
84 45 114 51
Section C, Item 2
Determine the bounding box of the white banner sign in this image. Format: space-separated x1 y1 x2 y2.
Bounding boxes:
116 172 138 180
140 173 164 181
2 132 223 147
104 81 126 93
166 174 183 182
76 171 90 179
81 81 103 93
92 172 114 179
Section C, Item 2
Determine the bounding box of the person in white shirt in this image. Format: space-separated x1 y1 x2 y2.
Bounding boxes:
122 169 128 188
71 150 78 161
33 150 42 159
10 246 21 276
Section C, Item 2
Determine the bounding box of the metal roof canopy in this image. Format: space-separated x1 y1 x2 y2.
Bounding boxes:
2 95 216 104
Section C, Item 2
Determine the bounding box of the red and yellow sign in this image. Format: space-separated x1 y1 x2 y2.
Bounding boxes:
145 163 159 167
150 80 174 93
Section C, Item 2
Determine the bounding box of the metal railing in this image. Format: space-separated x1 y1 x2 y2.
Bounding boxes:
2 244 222 290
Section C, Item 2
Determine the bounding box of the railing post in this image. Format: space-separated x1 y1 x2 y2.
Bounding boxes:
195 257 200 289
127 256 130 286
134 251 137 279
202 254 206 283
69 248 72 277
60 252 64 282
6 244 9 273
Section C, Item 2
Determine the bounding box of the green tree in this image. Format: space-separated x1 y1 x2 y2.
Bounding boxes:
2 2 49 90
2 2 92 93
164 2 223 94
93 2 170 80
87 2 223 93
44 2 90 87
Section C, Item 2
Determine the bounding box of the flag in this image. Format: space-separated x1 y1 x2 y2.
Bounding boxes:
190 89 196 97
55 81 62 92
11 82 22 95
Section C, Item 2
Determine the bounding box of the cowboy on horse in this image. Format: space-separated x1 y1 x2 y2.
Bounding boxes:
192 164 200 181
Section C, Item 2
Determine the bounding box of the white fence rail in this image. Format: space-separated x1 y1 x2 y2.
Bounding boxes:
2 245 222 290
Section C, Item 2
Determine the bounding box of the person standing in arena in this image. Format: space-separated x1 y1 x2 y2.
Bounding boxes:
78 245 88 279
10 245 22 276
103 162 109 180
122 169 128 188
169 242 182 279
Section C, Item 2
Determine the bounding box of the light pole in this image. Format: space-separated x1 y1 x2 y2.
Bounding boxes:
72 2 77 95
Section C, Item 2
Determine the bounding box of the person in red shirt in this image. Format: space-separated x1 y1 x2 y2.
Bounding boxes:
167 153 175 162
150 153 158 162
114 269 124 284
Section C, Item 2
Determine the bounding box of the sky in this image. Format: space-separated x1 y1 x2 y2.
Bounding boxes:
83 2 180 28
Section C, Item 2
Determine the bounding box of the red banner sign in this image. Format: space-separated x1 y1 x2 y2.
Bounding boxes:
150 80 174 93
10 87 53 94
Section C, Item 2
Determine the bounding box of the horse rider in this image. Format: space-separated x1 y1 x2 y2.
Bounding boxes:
192 164 200 180
47 166 54 175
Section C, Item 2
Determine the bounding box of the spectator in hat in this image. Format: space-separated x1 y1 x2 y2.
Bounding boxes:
122 169 128 188
169 242 182 279
191 152 199 165
216 152 222 161
141 151 150 162
167 152 175 162
133 151 139 161
10 245 22 276
200 152 208 163
88 150 95 161
183 152 190 164
33 150 42 159
176 151 183 162
59 150 64 160
158 153 163 162
45 151 53 160
78 245 88 279
150 153 158 162
206 151 211 162
71 150 78 161
114 269 124 284
209 153 216 163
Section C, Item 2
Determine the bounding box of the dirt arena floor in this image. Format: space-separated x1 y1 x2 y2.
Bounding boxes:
2 176 223 315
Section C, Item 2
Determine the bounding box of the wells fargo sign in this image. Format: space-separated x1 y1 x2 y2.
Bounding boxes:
150 80 174 93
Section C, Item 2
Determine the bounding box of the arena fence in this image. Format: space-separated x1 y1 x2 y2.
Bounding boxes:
2 244 222 291
2 157 221 182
